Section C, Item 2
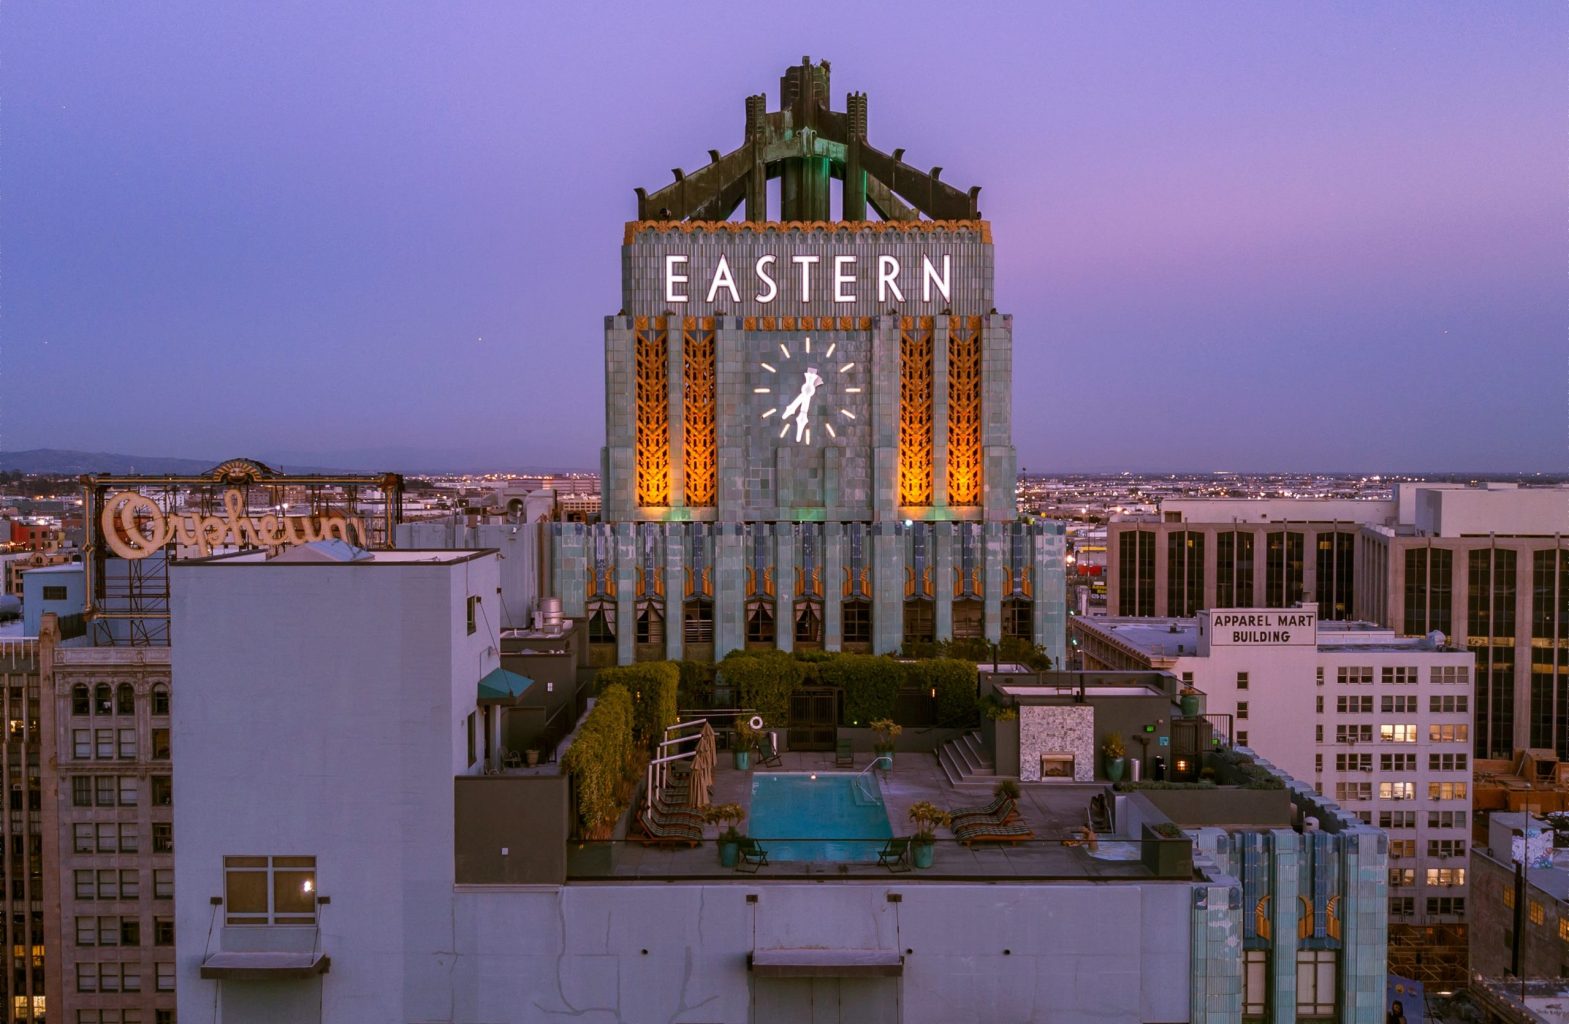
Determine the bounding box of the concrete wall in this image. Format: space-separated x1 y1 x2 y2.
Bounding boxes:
21 564 84 636
437 881 1193 1024
396 519 542 628
170 551 500 1024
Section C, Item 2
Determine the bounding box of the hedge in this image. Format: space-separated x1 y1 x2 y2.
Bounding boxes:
676 660 715 710
903 636 1052 670
905 658 980 724
562 684 635 836
596 662 679 750
819 653 904 726
718 650 802 728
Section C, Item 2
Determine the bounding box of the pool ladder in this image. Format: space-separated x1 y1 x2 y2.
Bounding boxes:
852 756 890 804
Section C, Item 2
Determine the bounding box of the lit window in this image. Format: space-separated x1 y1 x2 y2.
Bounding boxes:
1243 949 1267 1015
1529 900 1545 926
223 856 317 925
1295 950 1336 1015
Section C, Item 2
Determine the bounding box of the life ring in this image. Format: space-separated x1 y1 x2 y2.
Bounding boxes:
747 715 765 732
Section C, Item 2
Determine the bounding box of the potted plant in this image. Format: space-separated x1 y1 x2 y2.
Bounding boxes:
870 719 902 766
1102 731 1127 783
525 747 541 768
907 801 950 869
705 803 746 866
733 719 757 770
993 778 1020 801
1179 686 1201 718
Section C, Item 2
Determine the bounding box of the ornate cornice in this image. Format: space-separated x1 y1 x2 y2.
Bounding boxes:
624 219 992 245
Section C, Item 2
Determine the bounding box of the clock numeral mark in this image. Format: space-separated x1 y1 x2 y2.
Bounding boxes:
824 423 837 439
846 387 862 393
779 342 791 359
824 342 836 358
753 387 770 393
840 409 857 420
760 362 776 373
762 408 777 418
779 422 792 439
839 362 856 373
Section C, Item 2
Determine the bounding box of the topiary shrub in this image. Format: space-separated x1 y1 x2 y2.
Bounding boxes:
563 684 636 837
820 653 904 726
907 658 980 725
719 649 802 728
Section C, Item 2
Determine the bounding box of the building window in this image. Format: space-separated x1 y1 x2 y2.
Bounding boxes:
794 600 823 645
73 823 94 853
153 868 173 899
586 600 615 645
1379 811 1416 829
94 683 112 715
1216 530 1255 609
682 598 713 645
72 684 90 716
635 600 666 647
117 823 138 853
1118 530 1156 616
157 1011 175 1024
466 595 480 635
1242 948 1267 1016
1379 724 1416 743
152 775 172 806
1002 598 1032 641
1237 702 1249 720
1389 839 1415 858
1337 695 1373 714
154 917 174 946
1378 782 1414 801
1166 531 1205 617
1295 950 1336 1016
1237 730 1248 746
1379 753 1415 772
116 683 135 714
842 599 872 645
156 962 175 992
1425 868 1464 887
118 728 137 759
1315 531 1355 620
151 684 170 716
96 729 114 758
1336 666 1373 685
466 712 476 767
1427 782 1466 801
1503 882 1515 909
903 599 935 644
1428 753 1467 771
1427 840 1465 859
1336 753 1371 771
745 599 776 646
152 728 171 759
1428 897 1465 917
1381 695 1416 714
1236 671 1249 690
153 823 173 854
1264 531 1305 608
1390 896 1415 918
223 856 317 925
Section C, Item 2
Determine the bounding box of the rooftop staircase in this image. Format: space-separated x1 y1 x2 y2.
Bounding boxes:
936 730 996 789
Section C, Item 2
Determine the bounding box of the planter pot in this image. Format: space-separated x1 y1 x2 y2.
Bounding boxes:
734 750 751 771
718 839 740 867
912 841 935 869
874 748 895 768
1105 756 1126 783
525 750 540 767
1180 694 1201 718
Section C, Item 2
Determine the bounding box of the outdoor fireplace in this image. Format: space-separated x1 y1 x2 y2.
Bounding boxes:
1040 753 1075 779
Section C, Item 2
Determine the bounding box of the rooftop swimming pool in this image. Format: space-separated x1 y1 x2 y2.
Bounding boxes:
748 772 892 862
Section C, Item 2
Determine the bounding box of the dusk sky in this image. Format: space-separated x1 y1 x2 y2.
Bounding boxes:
2 3 1562 473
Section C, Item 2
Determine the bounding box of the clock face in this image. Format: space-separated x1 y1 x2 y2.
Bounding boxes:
755 335 861 446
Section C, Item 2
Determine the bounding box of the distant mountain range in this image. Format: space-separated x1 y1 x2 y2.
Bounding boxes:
0 448 591 477
0 449 349 476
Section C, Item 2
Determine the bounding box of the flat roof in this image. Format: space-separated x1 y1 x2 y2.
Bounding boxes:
178 548 496 567
1076 616 1451 657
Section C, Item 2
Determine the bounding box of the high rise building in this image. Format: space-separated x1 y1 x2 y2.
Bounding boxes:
0 636 45 1024
1107 483 1569 759
1072 608 1473 987
547 59 1065 670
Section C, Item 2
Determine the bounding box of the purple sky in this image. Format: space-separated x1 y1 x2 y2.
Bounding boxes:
3 3 1563 473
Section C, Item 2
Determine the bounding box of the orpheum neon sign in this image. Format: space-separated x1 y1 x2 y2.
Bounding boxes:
101 489 367 559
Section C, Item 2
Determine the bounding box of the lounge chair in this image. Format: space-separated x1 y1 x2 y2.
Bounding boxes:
835 738 853 768
633 812 702 847
734 838 769 873
500 747 523 770
948 795 1018 826
650 795 704 823
755 732 783 768
954 820 1035 846
877 837 912 873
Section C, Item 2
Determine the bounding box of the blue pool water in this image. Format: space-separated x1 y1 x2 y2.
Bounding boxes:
747 772 892 862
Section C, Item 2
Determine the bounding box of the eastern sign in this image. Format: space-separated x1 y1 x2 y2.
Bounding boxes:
1207 610 1317 647
101 489 367 559
664 252 952 306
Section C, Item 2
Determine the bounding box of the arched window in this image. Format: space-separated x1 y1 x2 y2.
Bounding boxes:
842 599 872 646
72 685 89 717
683 598 713 645
93 684 112 716
116 684 135 716
635 600 665 647
794 600 823 646
903 599 935 645
1003 598 1033 641
151 684 170 717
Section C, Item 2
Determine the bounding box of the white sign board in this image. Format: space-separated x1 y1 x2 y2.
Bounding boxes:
1207 610 1317 647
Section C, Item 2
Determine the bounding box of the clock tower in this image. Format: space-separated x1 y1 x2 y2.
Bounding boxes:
553 59 1065 666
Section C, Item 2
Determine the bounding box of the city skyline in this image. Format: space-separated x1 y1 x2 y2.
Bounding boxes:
3 3 1562 472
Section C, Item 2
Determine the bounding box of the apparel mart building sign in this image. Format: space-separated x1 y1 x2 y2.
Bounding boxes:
101 489 367 559
1204 609 1318 647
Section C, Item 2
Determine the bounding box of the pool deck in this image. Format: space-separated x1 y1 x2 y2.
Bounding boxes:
572 748 1160 882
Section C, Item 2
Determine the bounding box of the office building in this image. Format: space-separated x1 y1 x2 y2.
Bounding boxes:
1072 607 1473 987
547 59 1065 669
0 636 45 1024
1107 483 1569 760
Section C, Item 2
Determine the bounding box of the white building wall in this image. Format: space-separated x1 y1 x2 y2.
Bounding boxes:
170 551 499 1024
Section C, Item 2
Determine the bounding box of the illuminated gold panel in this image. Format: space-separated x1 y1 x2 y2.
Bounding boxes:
947 317 983 506
634 317 670 507
681 318 717 507
899 318 935 506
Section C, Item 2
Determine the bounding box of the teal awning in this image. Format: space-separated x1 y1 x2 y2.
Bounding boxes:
477 667 533 704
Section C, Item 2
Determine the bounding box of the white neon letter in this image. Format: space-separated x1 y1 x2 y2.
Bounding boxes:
705 255 740 303
921 254 950 304
792 254 820 301
664 255 689 304
755 254 778 303
833 255 856 304
878 255 904 303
